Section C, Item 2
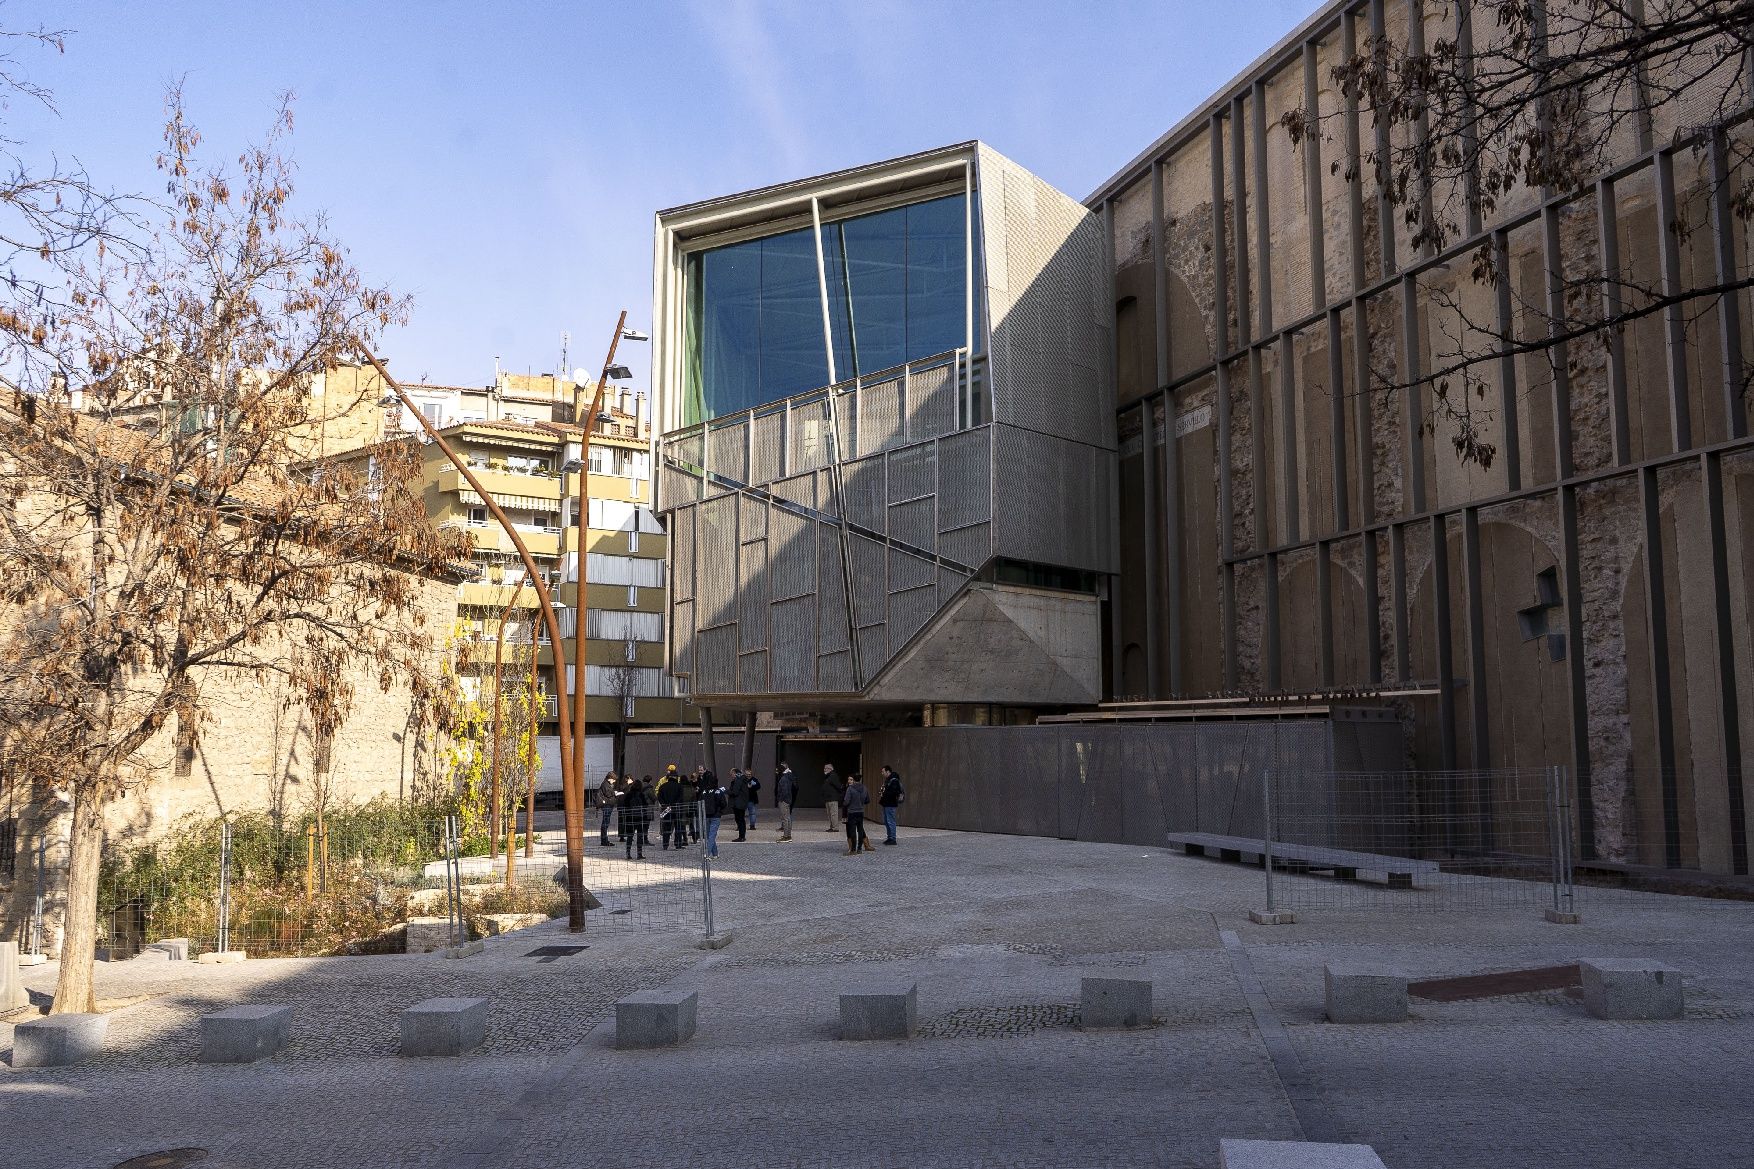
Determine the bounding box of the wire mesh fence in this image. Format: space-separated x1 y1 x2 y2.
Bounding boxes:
1250 767 1578 915
85 799 713 959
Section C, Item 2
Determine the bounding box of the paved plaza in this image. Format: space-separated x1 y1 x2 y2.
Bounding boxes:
3 811 1752 1168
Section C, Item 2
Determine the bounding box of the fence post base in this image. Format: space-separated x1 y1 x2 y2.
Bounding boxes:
696 931 734 950
1248 909 1296 926
1543 908 1581 924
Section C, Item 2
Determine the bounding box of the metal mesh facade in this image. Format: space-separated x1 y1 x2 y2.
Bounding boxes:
656 143 1114 702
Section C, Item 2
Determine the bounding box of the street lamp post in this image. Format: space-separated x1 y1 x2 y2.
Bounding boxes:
357 346 591 929
569 311 644 822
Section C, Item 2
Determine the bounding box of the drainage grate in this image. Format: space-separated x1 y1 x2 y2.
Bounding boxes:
526 944 589 964
114 1152 209 1169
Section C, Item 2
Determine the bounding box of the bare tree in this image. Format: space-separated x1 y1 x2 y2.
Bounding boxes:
1288 0 1754 465
603 662 643 778
0 82 463 1011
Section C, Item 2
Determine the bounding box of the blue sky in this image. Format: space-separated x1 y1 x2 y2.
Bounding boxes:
11 0 1323 388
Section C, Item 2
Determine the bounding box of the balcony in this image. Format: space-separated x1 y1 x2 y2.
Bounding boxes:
437 466 564 503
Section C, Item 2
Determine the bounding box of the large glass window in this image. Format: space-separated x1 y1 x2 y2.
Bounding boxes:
684 192 972 424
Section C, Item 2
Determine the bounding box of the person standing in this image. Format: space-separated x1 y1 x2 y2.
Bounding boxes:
702 773 727 858
621 775 649 860
638 775 657 848
745 769 761 832
842 772 872 855
729 768 752 842
598 772 618 846
877 765 905 846
775 763 796 842
822 763 845 833
680 767 702 842
657 768 684 849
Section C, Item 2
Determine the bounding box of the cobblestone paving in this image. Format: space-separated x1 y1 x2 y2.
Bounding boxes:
2 812 1752 1168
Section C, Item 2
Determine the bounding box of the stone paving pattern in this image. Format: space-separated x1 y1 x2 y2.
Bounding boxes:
3 811 1752 1168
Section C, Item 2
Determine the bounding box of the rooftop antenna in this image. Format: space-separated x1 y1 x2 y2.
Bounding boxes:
560 331 570 382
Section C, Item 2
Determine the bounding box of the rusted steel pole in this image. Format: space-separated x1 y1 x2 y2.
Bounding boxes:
570 311 627 831
357 347 589 930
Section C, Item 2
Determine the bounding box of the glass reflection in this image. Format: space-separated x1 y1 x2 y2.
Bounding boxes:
684 193 972 425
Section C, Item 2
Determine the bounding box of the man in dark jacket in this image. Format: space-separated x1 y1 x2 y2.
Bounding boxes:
620 777 648 860
745 770 761 832
728 768 752 841
842 772 872 854
822 764 845 833
775 763 796 842
877 765 905 845
701 774 727 858
598 772 618 846
680 767 702 842
657 768 685 849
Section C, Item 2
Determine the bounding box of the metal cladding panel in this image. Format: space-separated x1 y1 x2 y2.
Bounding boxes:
739 538 768 650
788 395 832 475
906 360 956 444
660 460 702 508
772 470 816 509
887 583 938 653
816 525 851 652
739 492 768 542
817 648 854 692
937 566 969 607
670 598 694 675
855 625 887 686
857 374 904 458
833 388 857 462
738 648 768 692
888 497 933 550
751 408 785 486
849 534 889 627
888 544 934 592
935 427 992 533
842 456 887 533
770 595 817 691
992 427 1116 573
707 419 749 491
698 495 738 627
769 507 813 600
937 522 990 572
887 443 934 504
669 504 695 602
976 145 1114 454
696 624 737 694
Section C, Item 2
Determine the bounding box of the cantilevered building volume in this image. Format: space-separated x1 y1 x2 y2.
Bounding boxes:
652 143 1113 709
649 1 1754 879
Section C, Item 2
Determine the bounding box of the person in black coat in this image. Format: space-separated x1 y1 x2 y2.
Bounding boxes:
657 769 686 850
621 776 650 859
877 765 906 845
728 769 752 841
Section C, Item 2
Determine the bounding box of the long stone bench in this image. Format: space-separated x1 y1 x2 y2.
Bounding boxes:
1167 831 1439 888
400 997 488 1056
200 1005 292 1063
1220 1139 1389 1168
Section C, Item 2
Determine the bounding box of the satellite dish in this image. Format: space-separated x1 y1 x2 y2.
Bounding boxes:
573 367 590 385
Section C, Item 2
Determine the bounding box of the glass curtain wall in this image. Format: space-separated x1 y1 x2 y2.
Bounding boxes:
683 192 972 425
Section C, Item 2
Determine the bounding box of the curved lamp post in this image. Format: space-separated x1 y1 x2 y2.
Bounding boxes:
356 346 590 930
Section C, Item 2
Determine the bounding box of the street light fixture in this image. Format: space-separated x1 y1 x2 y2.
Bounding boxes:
604 364 633 382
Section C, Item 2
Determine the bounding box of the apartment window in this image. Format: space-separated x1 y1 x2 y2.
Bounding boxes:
586 609 662 642
627 584 638 607
623 695 636 719
627 528 640 553
420 401 445 426
469 507 488 525
625 640 637 662
586 553 665 588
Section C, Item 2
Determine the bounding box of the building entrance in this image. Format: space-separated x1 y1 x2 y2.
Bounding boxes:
776 735 862 809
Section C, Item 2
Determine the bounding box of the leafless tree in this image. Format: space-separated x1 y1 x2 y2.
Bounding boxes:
0 72 463 1011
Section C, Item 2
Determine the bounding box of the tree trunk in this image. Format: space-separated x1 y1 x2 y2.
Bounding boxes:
50 786 105 1015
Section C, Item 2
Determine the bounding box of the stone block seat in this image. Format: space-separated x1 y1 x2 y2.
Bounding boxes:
399 997 488 1057
12 1013 108 1068
1167 831 1437 888
1080 975 1153 1029
200 1005 292 1063
615 990 698 1049
1580 958 1684 1020
839 983 918 1040
1324 963 1409 1024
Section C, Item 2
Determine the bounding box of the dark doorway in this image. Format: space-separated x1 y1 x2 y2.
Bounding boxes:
776 736 863 807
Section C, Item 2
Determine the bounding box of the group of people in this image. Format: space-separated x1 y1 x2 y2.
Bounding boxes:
592 760 906 861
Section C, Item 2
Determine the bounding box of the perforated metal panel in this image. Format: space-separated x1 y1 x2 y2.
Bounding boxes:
905 360 956 444
938 522 991 571
669 504 695 602
671 598 695 675
886 443 934 504
887 582 939 653
770 595 817 691
698 495 738 627
857 373 904 457
769 507 813 600
937 566 969 607
817 525 850 653
887 544 935 592
841 456 887 533
739 537 768 650
772 471 815 509
936 427 991 532
739 493 768 542
993 428 1115 572
887 497 933 551
750 407 785 486
707 419 749 490
696 624 737 694
817 648 854 692
849 534 888 628
788 396 832 474
833 388 857 462
738 648 768 693
855 625 887 686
